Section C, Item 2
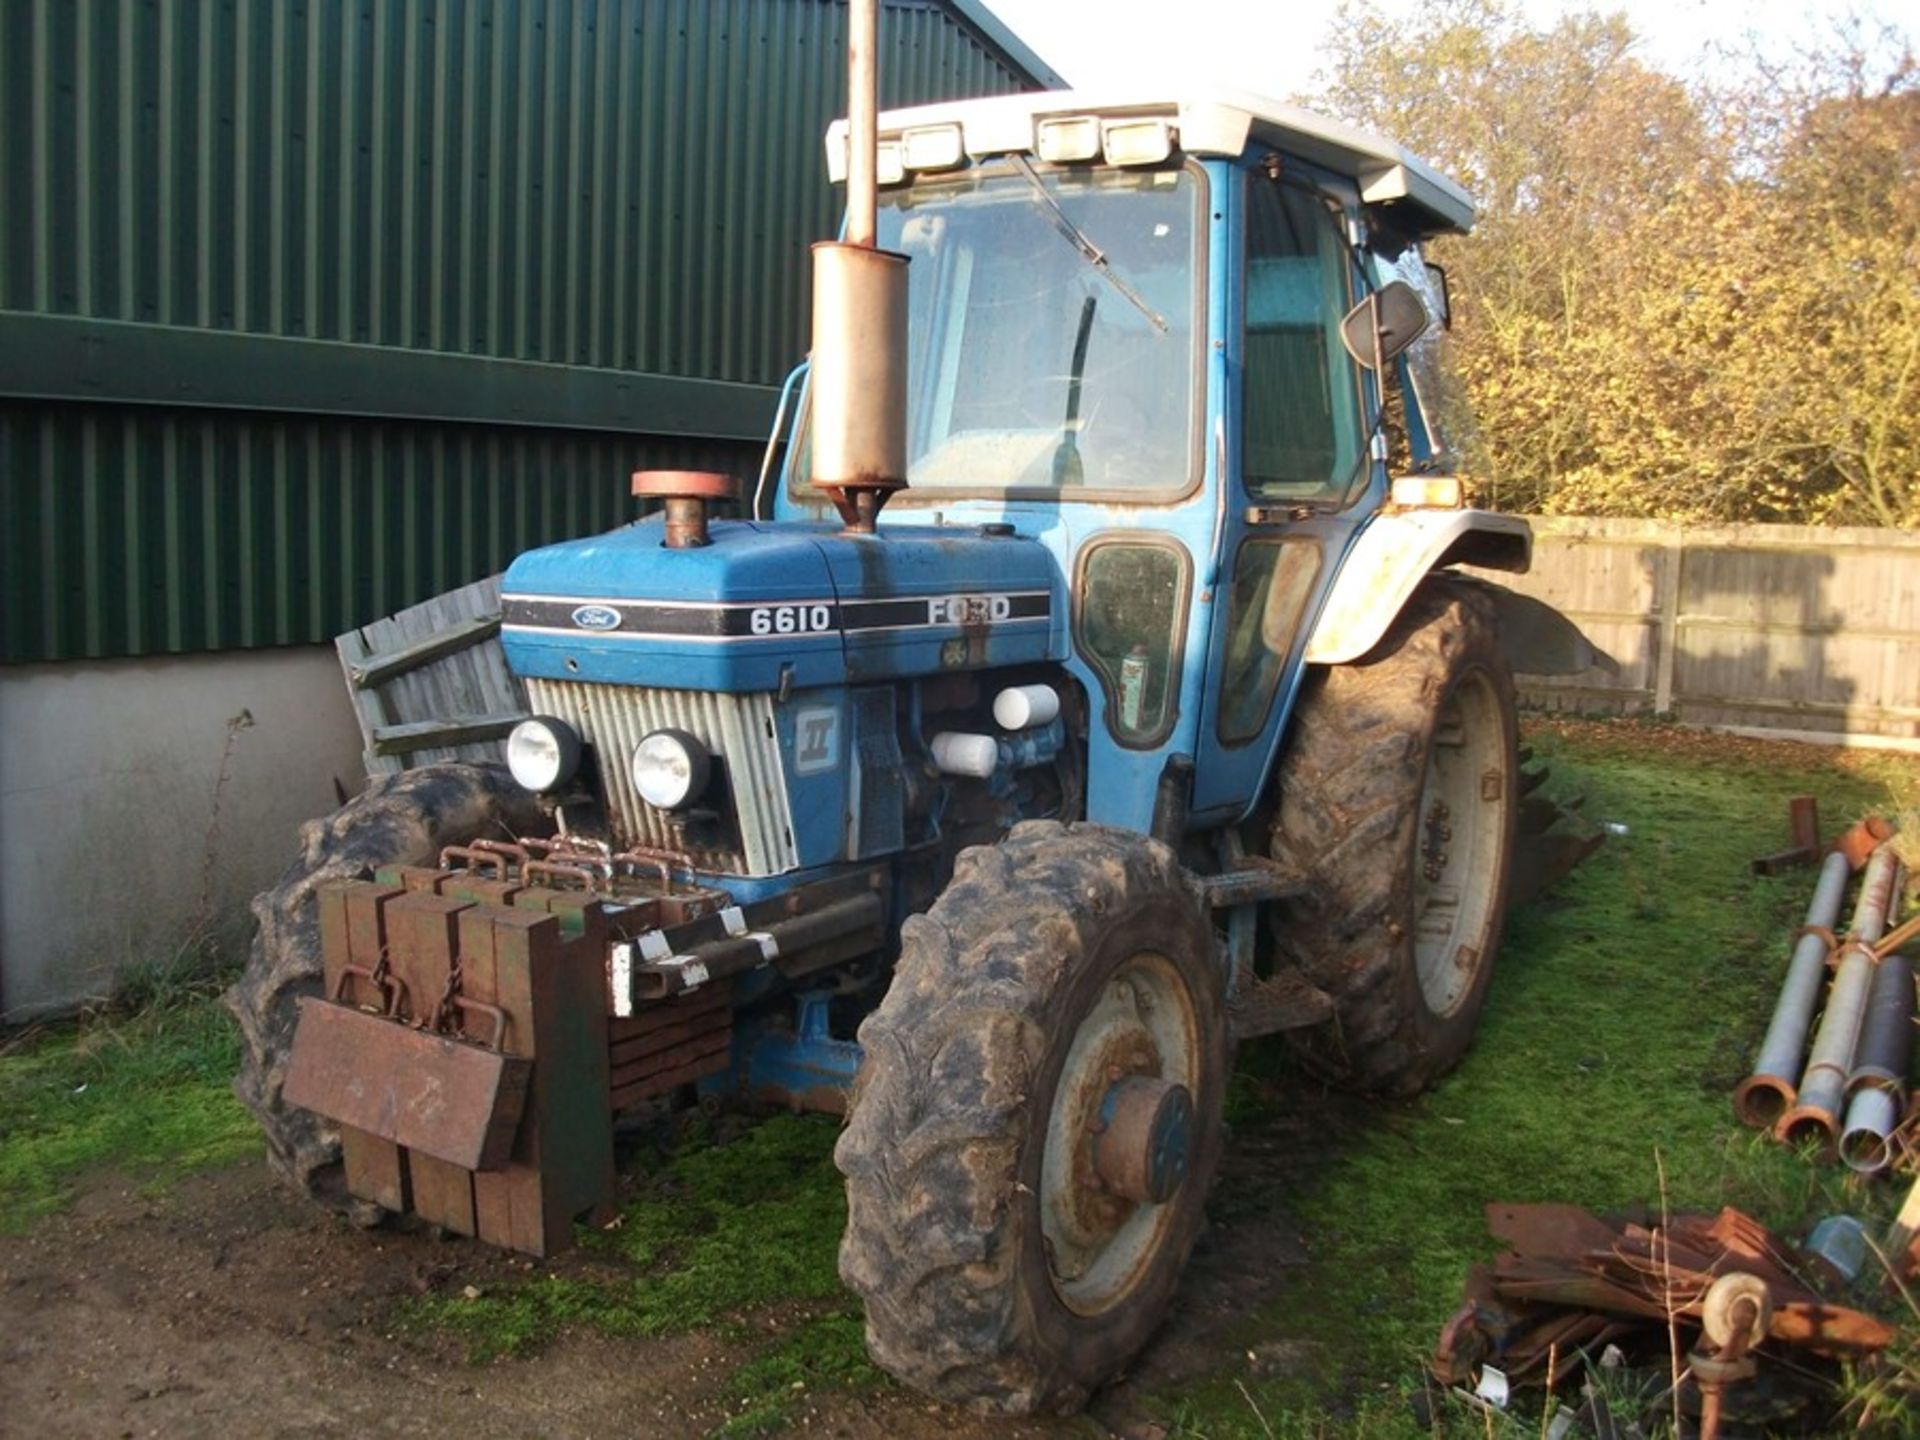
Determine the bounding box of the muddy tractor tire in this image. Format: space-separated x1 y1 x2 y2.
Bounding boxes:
224 764 547 1208
837 821 1228 1415
1268 575 1518 1096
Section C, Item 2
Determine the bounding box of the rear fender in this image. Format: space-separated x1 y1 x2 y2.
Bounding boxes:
1304 509 1531 664
1461 578 1620 677
1303 509 1616 676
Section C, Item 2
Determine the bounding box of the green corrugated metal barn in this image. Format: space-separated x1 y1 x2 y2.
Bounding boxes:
0 0 1060 1016
0 0 1057 664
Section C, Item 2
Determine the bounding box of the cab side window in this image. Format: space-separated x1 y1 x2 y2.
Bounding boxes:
1242 178 1363 499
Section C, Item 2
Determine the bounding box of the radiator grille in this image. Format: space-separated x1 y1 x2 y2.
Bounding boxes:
850 688 905 860
526 679 798 876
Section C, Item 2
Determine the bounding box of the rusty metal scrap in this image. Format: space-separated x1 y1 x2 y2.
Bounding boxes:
607 982 736 1113
1833 816 1898 871
283 997 531 1171
1749 795 1822 875
1431 1202 1893 1399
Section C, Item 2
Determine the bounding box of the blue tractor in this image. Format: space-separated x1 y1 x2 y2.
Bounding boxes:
232 82 1604 1415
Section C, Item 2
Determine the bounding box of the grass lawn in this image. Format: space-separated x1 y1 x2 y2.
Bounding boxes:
0 958 262 1233
2 718 1915 1436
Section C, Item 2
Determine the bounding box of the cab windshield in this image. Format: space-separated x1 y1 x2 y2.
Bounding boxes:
793 162 1204 497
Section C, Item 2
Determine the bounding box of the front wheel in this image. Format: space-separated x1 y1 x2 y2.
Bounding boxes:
836 822 1228 1414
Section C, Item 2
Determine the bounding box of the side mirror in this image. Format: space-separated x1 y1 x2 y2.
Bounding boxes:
1338 280 1430 371
1425 262 1452 330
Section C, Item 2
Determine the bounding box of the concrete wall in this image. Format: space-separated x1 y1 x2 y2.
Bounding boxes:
0 646 364 1019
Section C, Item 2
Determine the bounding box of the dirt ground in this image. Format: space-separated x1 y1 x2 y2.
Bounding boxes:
0 1086 1358 1440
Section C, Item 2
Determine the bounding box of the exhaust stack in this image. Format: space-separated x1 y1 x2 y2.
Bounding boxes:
809 0 908 533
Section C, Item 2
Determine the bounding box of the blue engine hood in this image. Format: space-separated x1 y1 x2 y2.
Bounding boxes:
501 516 1063 691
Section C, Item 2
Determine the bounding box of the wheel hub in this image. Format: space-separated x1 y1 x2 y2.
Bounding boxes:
1040 954 1203 1313
1410 670 1507 1018
1092 1075 1194 1205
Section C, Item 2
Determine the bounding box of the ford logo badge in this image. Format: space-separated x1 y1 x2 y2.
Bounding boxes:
570 604 622 632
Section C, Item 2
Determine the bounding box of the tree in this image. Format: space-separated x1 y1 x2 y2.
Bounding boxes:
1312 1 1920 527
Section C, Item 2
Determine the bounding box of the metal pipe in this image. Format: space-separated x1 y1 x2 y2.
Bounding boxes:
751 362 806 520
1840 1085 1903 1176
1733 850 1852 1128
807 0 908 531
1848 951 1914 1096
633 892 884 1001
845 0 878 249
1779 847 1903 1151
1855 849 1904 948
660 495 712 549
1840 951 1914 1175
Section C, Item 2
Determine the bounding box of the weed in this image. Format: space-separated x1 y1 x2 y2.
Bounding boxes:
1841 1268 1920 1435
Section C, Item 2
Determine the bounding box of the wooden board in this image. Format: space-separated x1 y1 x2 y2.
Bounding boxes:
335 574 528 776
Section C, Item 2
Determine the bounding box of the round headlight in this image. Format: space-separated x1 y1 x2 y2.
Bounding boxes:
505 716 582 793
631 729 711 811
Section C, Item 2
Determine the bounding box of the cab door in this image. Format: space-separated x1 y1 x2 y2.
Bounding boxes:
1189 163 1377 822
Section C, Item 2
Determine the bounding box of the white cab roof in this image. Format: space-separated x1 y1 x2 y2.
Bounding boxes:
827 88 1475 236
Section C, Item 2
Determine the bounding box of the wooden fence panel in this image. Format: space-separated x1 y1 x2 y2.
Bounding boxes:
1469 517 1920 749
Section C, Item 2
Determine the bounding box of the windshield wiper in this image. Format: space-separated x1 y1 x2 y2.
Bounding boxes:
1008 154 1168 334
1051 294 1098 486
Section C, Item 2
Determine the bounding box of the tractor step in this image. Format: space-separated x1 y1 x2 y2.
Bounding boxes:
1203 859 1307 910
1229 969 1335 1039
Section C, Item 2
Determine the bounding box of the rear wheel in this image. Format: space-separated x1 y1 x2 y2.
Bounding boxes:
836 822 1228 1414
1267 576 1518 1095
224 764 547 1207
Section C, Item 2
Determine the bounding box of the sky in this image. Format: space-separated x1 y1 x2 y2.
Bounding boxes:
983 0 1913 101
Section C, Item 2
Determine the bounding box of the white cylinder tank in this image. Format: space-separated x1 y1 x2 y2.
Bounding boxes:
992 684 1061 731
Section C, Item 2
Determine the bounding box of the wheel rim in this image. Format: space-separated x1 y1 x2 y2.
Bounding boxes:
1410 668 1508 1018
1039 951 1201 1315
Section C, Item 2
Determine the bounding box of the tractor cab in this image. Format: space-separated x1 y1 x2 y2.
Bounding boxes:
763 91 1506 835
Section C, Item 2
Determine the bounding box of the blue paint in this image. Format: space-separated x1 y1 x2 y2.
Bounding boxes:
502 514 1061 694
772 693 853 868
675 855 871 900
988 717 1066 788
502 517 846 691
725 990 864 1107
